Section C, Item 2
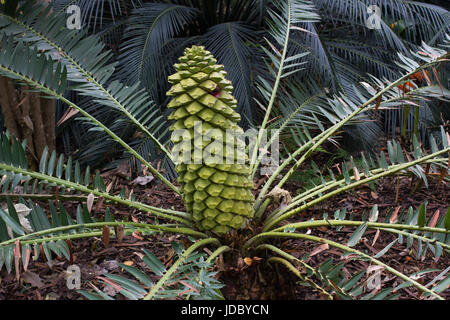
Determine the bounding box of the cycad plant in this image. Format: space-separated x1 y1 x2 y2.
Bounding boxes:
0 1 449 299
42 0 450 165
167 45 255 233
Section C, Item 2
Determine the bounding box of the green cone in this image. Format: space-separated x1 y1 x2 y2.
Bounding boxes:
167 45 255 233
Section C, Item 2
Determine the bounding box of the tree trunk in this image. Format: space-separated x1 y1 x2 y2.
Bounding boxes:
41 95 55 152
0 76 56 168
0 77 20 137
0 1 57 167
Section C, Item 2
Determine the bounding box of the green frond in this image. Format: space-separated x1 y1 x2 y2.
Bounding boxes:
79 240 224 300
202 22 260 126
255 39 449 205
0 29 178 192
246 201 450 299
0 1 172 160
0 133 189 223
116 2 199 88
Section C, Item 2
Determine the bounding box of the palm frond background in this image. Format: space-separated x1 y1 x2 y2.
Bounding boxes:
1 0 448 170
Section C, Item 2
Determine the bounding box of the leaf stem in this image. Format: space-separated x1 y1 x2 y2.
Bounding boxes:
244 232 444 300
144 238 220 300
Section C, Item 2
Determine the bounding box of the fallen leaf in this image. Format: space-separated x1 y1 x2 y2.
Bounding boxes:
102 226 110 247
22 271 44 288
6 204 32 238
131 175 154 186
66 240 74 265
87 193 95 213
179 280 200 294
181 239 191 249
237 257 245 269
244 257 253 266
102 260 120 271
390 206 401 224
56 107 79 126
133 252 144 260
35 290 43 300
123 261 134 266
371 229 381 247
106 181 113 193
94 196 105 212
309 243 329 257
252 256 263 262
14 240 21 281
428 210 440 228
114 226 125 244
96 276 122 292
23 246 31 272
132 232 143 240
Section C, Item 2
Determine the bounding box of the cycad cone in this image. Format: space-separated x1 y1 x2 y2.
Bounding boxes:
167 45 255 234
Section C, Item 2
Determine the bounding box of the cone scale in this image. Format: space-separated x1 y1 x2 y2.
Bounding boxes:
167 46 255 233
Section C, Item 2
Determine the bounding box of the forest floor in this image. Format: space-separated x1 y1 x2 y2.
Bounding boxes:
0 153 448 300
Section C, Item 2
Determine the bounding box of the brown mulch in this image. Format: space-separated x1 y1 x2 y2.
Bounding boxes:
286 175 449 300
0 163 448 300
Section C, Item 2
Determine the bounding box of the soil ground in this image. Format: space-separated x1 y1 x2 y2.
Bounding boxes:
0 155 448 300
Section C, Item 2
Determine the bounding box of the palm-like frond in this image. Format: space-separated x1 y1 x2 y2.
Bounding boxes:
46 0 450 158
115 3 199 88
281 0 449 149
254 37 450 204
1 1 174 169
1 2 449 301
253 201 450 300
266 131 449 228
163 0 268 25
202 22 261 126
80 243 224 300
0 14 178 192
115 3 266 127
52 0 142 29
314 0 449 45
